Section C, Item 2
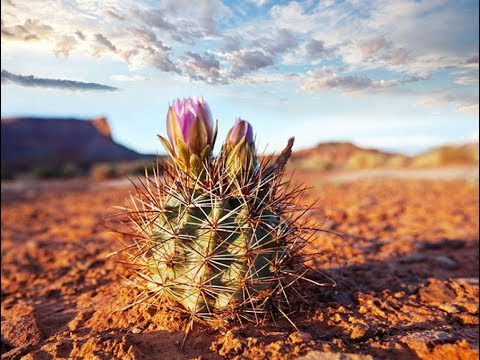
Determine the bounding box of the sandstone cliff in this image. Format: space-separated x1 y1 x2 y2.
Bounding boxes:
1 117 147 170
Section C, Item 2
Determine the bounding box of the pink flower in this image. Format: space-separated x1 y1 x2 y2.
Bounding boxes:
224 118 256 177
226 118 254 146
166 97 214 155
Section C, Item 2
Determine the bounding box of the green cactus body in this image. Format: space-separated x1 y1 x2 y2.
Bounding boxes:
141 187 284 315
114 99 318 322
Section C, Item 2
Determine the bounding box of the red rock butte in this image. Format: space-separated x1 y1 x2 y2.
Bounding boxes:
1 117 148 170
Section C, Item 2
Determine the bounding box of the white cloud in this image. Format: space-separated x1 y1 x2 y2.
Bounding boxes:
416 91 479 116
455 75 479 86
227 50 275 78
53 35 78 57
0 0 478 117
183 51 224 84
109 74 149 82
300 68 388 92
246 0 270 7
283 38 336 65
267 0 477 77
299 67 424 93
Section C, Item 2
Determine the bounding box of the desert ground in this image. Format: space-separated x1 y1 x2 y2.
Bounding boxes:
1 166 479 360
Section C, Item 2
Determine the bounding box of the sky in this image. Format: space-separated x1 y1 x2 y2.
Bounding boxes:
1 0 479 156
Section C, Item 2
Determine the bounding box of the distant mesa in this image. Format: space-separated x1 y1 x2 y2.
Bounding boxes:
1 117 477 178
91 116 112 138
289 141 479 170
289 142 402 170
1 116 151 171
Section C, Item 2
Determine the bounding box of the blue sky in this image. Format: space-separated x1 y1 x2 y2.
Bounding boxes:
1 0 478 155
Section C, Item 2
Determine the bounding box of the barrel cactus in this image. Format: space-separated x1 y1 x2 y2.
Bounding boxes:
113 97 324 323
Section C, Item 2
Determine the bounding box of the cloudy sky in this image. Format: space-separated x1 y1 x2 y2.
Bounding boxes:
1 0 478 155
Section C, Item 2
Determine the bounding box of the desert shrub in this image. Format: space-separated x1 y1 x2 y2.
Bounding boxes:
292 155 335 171
61 163 81 178
117 159 157 177
344 152 387 170
89 163 118 180
32 163 82 179
412 145 479 167
385 155 410 168
32 164 62 179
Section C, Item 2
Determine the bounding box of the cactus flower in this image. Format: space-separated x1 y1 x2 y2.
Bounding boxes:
225 118 256 178
167 97 214 155
161 97 216 174
226 118 254 147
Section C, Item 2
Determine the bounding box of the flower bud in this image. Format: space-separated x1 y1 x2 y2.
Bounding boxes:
224 118 256 178
226 118 254 147
160 97 216 175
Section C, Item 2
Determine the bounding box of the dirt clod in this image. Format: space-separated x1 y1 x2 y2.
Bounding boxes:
1 313 43 348
288 331 313 344
350 325 367 340
419 279 456 304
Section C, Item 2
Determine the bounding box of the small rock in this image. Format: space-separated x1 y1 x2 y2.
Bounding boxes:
455 278 479 286
358 306 368 315
434 255 459 270
419 279 456 305
398 252 426 264
457 314 479 325
333 313 342 322
350 325 367 340
401 330 456 352
288 331 312 344
438 304 459 314
211 330 244 358
401 332 476 359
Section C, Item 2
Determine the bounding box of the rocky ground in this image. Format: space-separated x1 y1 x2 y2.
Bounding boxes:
1 168 478 359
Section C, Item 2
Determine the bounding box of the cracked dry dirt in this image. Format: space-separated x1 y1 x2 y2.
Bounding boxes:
1 172 479 359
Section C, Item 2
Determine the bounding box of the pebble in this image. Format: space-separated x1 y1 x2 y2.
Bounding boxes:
457 314 479 325
350 325 367 340
400 330 461 357
455 277 479 286
401 330 456 348
438 304 459 314
358 306 368 315
418 279 456 304
288 331 312 344
434 255 459 270
333 313 342 322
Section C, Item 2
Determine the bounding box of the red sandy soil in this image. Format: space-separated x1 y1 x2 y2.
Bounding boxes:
1 168 479 359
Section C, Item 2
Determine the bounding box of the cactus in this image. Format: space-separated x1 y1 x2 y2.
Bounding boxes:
112 98 325 323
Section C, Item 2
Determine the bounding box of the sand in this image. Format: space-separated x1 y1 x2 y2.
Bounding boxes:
1 168 478 359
